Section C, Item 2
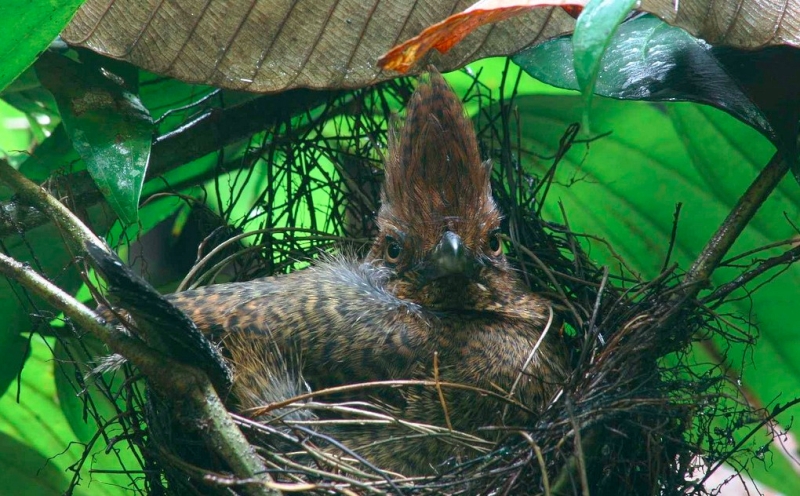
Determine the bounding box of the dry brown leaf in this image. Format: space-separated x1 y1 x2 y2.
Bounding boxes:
61 0 800 93
62 0 575 93
378 0 588 73
62 0 575 92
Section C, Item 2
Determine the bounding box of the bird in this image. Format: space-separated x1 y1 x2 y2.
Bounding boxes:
119 69 569 475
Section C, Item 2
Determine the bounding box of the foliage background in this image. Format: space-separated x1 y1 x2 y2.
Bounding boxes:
1 2 799 495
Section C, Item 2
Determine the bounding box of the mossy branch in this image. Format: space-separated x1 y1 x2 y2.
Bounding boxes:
0 158 277 496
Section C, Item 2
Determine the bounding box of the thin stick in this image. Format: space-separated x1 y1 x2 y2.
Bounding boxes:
434 351 454 431
661 203 682 273
508 305 554 399
586 266 609 345
246 379 535 418
702 245 800 305
520 432 551 496
512 240 583 327
570 405 590 496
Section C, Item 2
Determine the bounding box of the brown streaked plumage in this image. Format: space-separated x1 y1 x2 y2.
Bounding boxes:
152 69 569 474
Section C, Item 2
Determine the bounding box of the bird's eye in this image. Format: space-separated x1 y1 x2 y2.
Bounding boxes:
385 237 403 263
488 230 502 256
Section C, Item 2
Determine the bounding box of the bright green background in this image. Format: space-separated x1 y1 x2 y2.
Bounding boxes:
0 2 798 494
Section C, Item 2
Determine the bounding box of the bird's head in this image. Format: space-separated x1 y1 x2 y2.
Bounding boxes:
369 69 514 310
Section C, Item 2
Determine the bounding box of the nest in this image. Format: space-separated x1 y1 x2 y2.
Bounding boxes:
52 69 781 495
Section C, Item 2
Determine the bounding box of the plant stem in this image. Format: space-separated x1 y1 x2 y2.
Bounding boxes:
683 150 789 298
0 161 277 495
0 158 106 250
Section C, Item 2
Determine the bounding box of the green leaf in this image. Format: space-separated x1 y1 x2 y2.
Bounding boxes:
0 333 29 398
503 93 800 493
54 339 99 444
0 0 86 93
37 53 153 225
514 15 776 147
18 125 83 182
0 337 134 495
0 432 72 495
572 0 637 99
0 202 87 389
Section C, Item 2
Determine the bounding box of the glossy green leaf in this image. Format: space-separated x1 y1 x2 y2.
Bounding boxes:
0 0 86 93
504 93 800 492
0 337 133 495
37 53 153 224
572 0 637 99
515 15 768 136
2 67 61 119
2 69 62 150
514 15 800 161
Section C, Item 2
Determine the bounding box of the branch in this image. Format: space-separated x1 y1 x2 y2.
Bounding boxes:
0 158 106 250
149 88 338 177
0 252 276 495
549 150 792 495
0 160 277 495
702 244 800 305
682 151 790 299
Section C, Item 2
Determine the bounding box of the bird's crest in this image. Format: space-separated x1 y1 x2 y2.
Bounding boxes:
378 69 499 247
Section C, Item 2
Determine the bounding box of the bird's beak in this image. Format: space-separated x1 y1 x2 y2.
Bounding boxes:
429 231 477 279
